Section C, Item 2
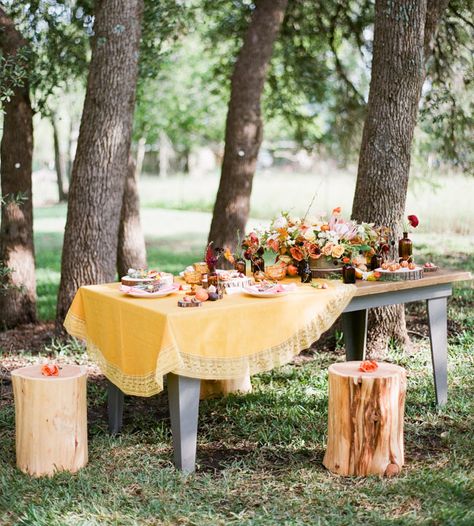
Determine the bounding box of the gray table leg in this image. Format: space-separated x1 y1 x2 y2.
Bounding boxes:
427 296 448 406
107 380 124 435
167 373 201 473
342 309 368 361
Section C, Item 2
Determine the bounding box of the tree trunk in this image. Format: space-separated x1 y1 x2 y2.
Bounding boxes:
208 0 288 250
0 8 36 328
51 114 67 202
135 136 146 179
56 0 144 325
351 0 447 356
117 154 147 278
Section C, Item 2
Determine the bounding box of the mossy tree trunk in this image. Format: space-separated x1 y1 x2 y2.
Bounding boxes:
0 7 36 328
56 0 144 324
351 0 449 356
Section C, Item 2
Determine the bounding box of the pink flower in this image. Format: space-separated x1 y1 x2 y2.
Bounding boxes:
267 238 280 252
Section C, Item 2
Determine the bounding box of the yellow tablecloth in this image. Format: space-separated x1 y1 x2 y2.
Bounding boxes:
64 280 356 396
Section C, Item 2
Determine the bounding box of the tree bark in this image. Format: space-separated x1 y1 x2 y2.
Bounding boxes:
351 0 448 356
0 8 36 328
117 154 147 278
208 0 288 250
51 114 68 202
56 0 144 324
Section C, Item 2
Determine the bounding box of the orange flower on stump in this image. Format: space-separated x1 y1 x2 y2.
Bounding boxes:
41 364 60 377
359 360 378 373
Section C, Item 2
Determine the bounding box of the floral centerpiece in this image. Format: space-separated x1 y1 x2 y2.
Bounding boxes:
261 208 382 274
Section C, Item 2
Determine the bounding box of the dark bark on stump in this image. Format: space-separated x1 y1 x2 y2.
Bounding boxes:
56 0 144 324
0 8 36 328
208 0 288 251
117 155 147 278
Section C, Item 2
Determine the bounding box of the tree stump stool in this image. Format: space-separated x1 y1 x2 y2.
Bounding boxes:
11 364 88 477
323 361 406 477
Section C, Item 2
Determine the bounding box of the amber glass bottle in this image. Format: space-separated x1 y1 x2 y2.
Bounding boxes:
370 254 383 271
342 261 356 284
398 232 413 261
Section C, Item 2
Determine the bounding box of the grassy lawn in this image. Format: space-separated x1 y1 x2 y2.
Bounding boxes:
1 175 473 525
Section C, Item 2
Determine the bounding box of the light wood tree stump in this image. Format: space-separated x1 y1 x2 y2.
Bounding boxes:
11 364 88 477
323 361 406 477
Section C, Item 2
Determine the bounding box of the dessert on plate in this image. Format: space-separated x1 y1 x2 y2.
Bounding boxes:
121 268 174 288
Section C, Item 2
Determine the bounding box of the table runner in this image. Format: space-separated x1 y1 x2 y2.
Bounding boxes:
64 280 356 396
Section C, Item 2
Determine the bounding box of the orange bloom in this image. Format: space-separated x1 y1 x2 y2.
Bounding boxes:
267 238 280 252
332 207 341 215
290 246 304 262
359 360 378 373
224 247 235 264
320 224 330 232
41 364 60 377
277 228 288 239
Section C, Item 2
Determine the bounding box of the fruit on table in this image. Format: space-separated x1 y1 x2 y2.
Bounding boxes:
208 292 219 301
195 288 209 302
408 262 416 270
287 264 298 276
400 260 409 268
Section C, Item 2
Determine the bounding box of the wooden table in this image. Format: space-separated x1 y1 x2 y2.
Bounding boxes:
107 269 471 472
342 269 471 406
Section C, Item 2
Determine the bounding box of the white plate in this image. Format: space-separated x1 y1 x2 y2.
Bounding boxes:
243 287 294 298
120 284 179 298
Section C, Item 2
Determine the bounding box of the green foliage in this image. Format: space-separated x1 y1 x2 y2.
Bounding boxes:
134 33 227 152
0 0 91 111
420 0 474 172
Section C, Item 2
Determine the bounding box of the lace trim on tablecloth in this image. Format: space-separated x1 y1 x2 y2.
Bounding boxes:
167 283 355 381
64 284 355 397
64 311 164 397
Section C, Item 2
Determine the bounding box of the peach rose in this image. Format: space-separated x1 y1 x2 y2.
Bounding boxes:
322 243 334 256
331 245 345 258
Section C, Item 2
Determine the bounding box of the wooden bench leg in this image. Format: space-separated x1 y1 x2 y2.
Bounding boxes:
107 380 124 435
427 296 448 406
342 309 368 361
167 373 201 473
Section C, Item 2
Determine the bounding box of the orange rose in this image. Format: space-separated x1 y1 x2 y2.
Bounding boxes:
41 364 60 377
320 224 330 232
267 238 280 252
290 247 304 262
359 360 378 372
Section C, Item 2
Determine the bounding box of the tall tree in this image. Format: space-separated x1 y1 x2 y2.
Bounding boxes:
117 155 147 278
351 0 449 354
56 0 144 324
208 0 288 250
0 8 36 328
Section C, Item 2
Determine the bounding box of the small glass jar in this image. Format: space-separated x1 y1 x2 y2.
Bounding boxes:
299 259 312 283
370 254 383 271
251 255 265 273
234 258 246 275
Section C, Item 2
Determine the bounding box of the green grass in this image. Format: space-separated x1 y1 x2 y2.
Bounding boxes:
1 177 472 524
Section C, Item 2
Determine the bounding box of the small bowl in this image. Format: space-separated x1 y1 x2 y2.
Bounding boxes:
265 264 287 281
193 262 209 274
184 270 202 285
